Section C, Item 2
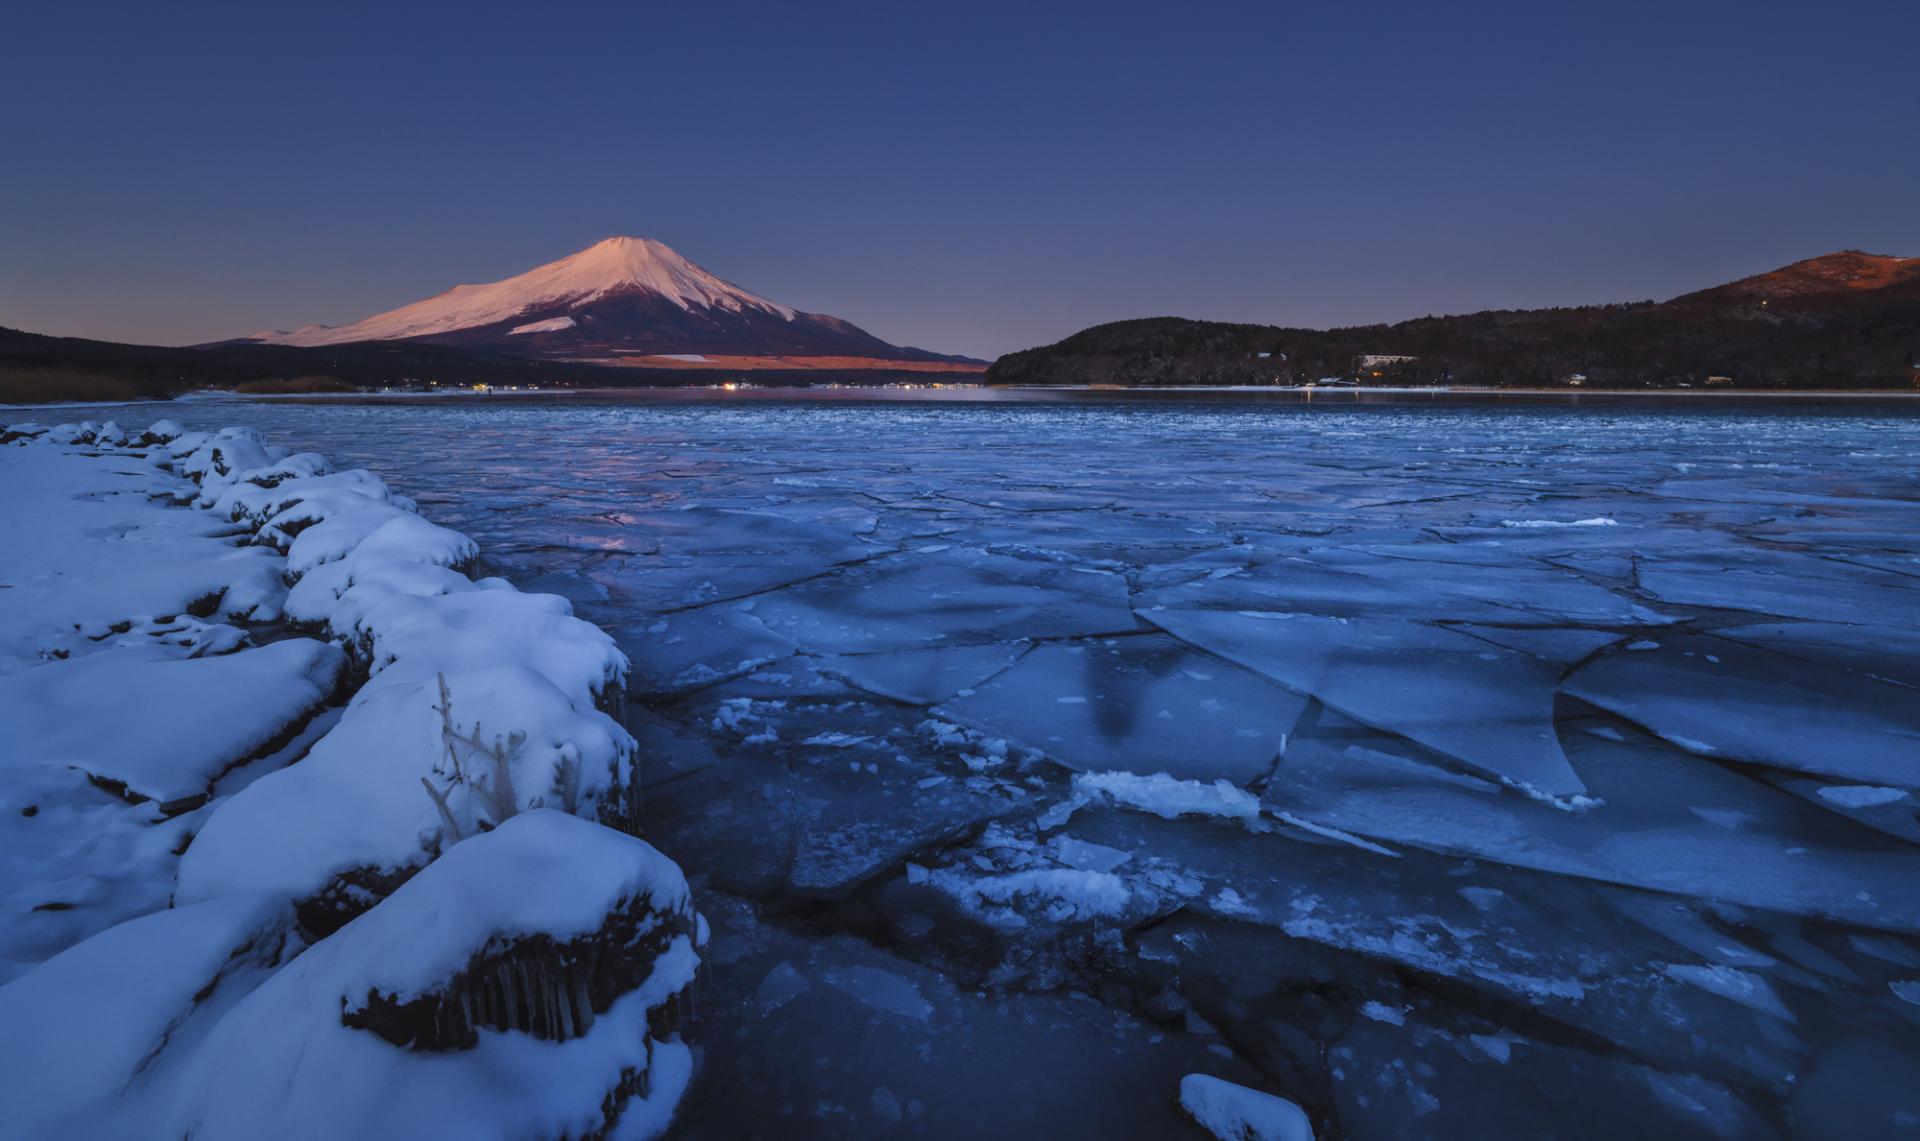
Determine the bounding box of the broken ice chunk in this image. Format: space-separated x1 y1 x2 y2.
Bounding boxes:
1074 770 1264 826
1178 1074 1313 1141
819 641 1028 705
1263 711 1920 930
821 965 933 1022
1150 609 1586 798
939 634 1306 784
617 606 795 696
750 548 1136 653
1566 635 1920 787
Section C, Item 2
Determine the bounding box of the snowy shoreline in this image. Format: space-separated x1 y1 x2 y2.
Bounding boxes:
0 417 701 1139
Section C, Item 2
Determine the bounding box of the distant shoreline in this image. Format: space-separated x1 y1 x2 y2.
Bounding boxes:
10 384 1920 413
288 384 1920 407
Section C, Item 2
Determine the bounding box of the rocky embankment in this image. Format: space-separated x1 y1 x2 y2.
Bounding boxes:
0 418 700 1139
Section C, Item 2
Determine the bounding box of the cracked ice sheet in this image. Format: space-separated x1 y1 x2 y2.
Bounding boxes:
587 503 888 610
613 605 796 695
1148 609 1586 798
818 641 1029 705
1326 1010 1773 1141
1712 621 1920 692
749 547 1137 653
1342 554 1677 627
1262 710 1920 931
1309 536 1679 627
937 634 1308 784
1058 817 1830 1119
1450 623 1623 664
677 893 1262 1139
1139 549 1553 626
643 699 1018 900
1058 802 1642 1003
1637 555 1920 626
1565 635 1920 788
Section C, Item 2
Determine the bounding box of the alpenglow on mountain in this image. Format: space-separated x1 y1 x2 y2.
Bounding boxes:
241 237 982 372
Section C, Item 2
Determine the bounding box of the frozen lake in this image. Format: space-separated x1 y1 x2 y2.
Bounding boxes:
77 393 1920 1137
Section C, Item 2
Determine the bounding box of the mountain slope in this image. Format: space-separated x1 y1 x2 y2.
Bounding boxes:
245 237 982 370
988 251 1920 389
1674 250 1920 306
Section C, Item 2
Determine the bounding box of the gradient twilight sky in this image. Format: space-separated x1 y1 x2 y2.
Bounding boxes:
2 1 1916 360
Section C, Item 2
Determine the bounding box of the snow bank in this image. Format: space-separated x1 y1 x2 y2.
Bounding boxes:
178 665 636 914
0 439 294 656
0 894 297 1140
0 418 697 1139
0 638 343 808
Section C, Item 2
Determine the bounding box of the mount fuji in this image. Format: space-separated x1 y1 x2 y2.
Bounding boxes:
237 237 983 372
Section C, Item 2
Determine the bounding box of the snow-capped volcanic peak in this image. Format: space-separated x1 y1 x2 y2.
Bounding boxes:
542 236 797 319
262 236 796 347
238 235 983 368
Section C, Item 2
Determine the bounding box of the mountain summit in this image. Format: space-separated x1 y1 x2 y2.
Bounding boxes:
245 237 981 371
1674 250 1920 306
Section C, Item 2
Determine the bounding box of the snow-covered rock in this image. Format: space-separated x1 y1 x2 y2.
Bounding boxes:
0 814 697 1141
169 812 698 1141
0 418 695 1138
171 426 285 503
284 503 468 577
1179 1074 1314 1141
351 587 627 713
178 665 637 922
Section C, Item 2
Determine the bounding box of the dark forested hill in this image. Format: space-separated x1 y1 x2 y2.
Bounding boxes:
988 252 1920 389
0 326 659 401
0 326 968 403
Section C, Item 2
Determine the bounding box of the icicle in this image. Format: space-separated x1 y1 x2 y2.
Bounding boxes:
535 959 553 1038
514 958 535 1034
556 966 577 1041
572 969 595 1036
500 962 520 1031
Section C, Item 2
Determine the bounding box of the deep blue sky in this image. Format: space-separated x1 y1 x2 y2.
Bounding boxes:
3 1 1916 359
